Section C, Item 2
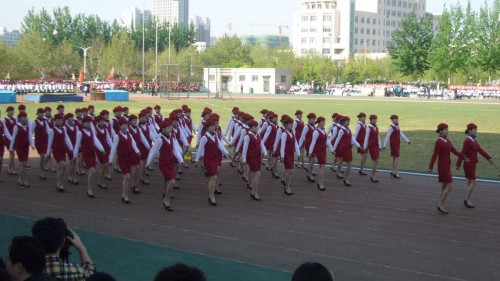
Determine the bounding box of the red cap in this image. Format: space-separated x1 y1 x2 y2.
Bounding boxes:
113 106 123 112
154 105 161 110
467 123 477 130
369 114 377 120
87 105 95 109
18 112 27 117
81 107 88 112
65 113 74 119
36 108 45 114
307 113 317 119
146 106 153 111
281 114 290 122
261 109 268 114
128 114 138 121
139 112 147 118
75 108 82 113
248 120 259 128
169 112 177 121
184 108 191 113
161 119 173 128
95 115 104 123
340 116 350 122
44 107 51 112
390 115 399 120
181 104 189 110
211 113 220 121
123 107 129 111
83 116 92 123
316 117 325 124
18 104 26 110
244 114 254 120
175 109 183 114
204 120 215 128
285 117 294 124
437 123 448 130
6 106 14 111
57 104 64 109
232 107 239 113
118 118 128 126
332 113 339 119
295 110 303 116
54 113 64 120
271 113 278 119
357 112 366 118
100 110 109 116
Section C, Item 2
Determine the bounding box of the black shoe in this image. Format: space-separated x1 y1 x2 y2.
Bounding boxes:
284 188 294 196
215 190 223 195
98 183 107 190
39 175 47 180
437 206 448 214
163 203 173 212
317 184 325 191
176 177 181 181
370 177 379 183
87 192 95 199
281 180 286 186
208 198 217 206
105 176 113 181
272 173 280 179
307 176 316 183
178 171 183 175
131 186 141 194
237 169 243 175
229 162 236 168
359 171 368 176
343 180 351 187
56 185 65 193
246 183 252 190
140 179 150 185
336 174 344 179
251 194 261 201
174 185 180 190
121 196 131 204
464 200 475 209
242 177 248 183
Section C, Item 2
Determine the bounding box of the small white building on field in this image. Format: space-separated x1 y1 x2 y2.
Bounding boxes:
203 68 293 94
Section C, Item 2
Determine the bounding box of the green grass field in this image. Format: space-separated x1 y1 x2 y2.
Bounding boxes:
9 98 500 179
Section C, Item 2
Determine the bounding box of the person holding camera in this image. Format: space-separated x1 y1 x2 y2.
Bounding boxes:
31 218 96 281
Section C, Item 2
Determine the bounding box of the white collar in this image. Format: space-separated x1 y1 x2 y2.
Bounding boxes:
369 124 377 129
467 136 476 142
317 128 326 135
439 137 448 142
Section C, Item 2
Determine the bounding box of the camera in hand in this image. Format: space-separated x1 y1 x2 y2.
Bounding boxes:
57 218 73 262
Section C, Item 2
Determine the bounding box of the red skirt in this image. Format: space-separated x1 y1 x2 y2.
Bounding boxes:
390 143 400 157
130 154 140 166
283 153 294 170
83 151 96 168
438 165 453 184
0 143 4 158
97 151 108 164
35 137 48 155
16 146 29 162
216 151 222 166
248 154 262 172
118 154 132 174
464 162 477 180
204 157 218 177
272 143 281 158
368 146 380 161
304 140 311 157
312 147 326 165
160 163 175 181
52 147 67 163
66 148 74 160
339 147 353 162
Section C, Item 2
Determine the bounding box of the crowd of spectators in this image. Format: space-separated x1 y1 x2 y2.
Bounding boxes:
0 217 335 281
0 80 75 95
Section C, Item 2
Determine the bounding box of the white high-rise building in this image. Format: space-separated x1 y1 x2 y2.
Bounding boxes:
153 0 189 27
121 7 152 30
190 16 211 48
0 27 21 47
293 0 433 59
293 0 355 60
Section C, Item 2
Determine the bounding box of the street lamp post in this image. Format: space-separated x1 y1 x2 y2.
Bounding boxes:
155 18 158 84
76 46 92 80
142 4 145 93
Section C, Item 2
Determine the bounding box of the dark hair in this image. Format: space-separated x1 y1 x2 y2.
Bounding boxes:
31 218 67 254
154 263 206 281
291 262 333 281
0 258 10 281
8 236 46 275
87 272 117 281
464 129 470 135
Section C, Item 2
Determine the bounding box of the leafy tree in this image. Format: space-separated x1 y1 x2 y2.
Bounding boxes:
388 12 434 79
476 0 500 83
201 35 253 67
102 31 138 78
14 32 53 75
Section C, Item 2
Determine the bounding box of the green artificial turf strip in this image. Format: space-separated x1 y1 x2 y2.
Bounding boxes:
9 98 500 179
0 213 292 281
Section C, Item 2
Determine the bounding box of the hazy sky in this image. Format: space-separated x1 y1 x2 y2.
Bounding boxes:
0 0 492 37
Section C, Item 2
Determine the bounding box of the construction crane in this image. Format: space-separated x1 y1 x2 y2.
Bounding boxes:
249 23 290 47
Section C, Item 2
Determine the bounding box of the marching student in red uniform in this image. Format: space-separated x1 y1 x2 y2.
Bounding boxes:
211 113 230 193
183 107 196 160
154 105 163 128
280 116 301 195
43 107 55 172
128 114 151 192
298 113 317 182
109 119 141 204
17 105 30 123
64 113 79 185
122 107 130 121
170 112 189 182
43 106 54 128
308 117 334 191
9 112 34 187
56 104 65 115
456 123 493 208
293 110 305 169
428 123 468 215
242 119 267 201
0 117 6 179
94 115 114 189
327 113 343 174
270 115 289 179
74 108 84 129
258 109 268 129
139 111 156 179
4 106 17 175
262 113 279 170
88 105 96 119
195 120 230 206
51 114 74 193
229 112 247 169
225 107 240 140
196 107 212 147
146 119 184 212
354 112 368 176
363 115 382 183
31 108 53 180
332 116 362 187
73 116 106 198
111 106 124 135
383 115 411 178
235 114 253 182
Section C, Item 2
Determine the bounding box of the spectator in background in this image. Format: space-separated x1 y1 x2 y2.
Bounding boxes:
292 262 334 281
31 218 96 281
154 264 206 281
5 236 57 281
86 273 116 281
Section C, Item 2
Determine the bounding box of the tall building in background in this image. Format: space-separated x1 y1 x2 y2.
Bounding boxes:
293 0 433 60
153 0 189 27
121 7 152 30
0 27 21 47
190 16 211 47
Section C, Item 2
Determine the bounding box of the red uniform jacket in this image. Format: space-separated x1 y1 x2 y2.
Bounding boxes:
456 137 491 167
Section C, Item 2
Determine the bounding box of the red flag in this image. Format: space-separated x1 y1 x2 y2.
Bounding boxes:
106 67 115 81
78 69 83 83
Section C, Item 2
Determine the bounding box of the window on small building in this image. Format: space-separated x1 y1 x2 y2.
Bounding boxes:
239 75 245 82
209 75 215 81
252 75 258 82
310 37 315 43
323 37 331 43
323 14 332 21
323 27 331 32
281 75 287 83
301 38 307 43
302 15 309 21
310 15 317 21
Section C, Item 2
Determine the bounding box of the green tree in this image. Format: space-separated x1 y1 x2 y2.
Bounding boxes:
388 12 434 79
50 39 81 79
476 0 500 83
14 32 53 75
102 31 138 78
201 35 253 67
